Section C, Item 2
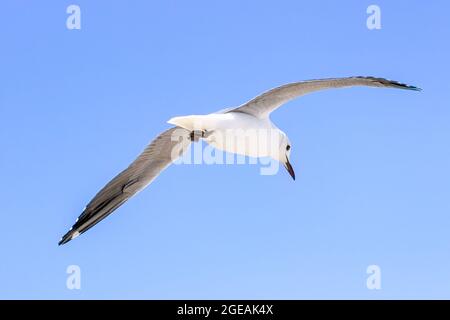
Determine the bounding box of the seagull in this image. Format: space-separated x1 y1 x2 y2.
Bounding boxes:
59 76 420 245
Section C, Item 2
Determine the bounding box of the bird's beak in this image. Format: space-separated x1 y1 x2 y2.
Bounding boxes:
284 157 295 180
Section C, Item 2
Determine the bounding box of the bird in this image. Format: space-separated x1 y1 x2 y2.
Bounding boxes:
59 76 420 245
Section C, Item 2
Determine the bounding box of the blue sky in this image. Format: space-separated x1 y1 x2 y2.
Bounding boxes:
0 1 449 299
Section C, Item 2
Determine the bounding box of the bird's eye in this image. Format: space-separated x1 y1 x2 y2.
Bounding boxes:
286 145 291 151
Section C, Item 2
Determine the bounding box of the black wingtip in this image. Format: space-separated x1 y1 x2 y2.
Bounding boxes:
409 86 422 92
355 76 422 92
58 229 78 246
58 235 71 246
399 83 422 91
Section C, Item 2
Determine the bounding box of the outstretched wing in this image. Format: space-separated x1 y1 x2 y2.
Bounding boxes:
230 76 421 119
59 127 191 245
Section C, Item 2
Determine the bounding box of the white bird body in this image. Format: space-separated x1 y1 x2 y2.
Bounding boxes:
59 76 420 245
168 112 283 158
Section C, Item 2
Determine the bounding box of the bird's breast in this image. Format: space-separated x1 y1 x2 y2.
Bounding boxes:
204 113 277 158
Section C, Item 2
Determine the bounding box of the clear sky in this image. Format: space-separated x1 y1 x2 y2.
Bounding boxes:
0 1 449 299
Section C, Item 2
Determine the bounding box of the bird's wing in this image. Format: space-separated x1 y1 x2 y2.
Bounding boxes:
229 77 421 119
59 127 191 245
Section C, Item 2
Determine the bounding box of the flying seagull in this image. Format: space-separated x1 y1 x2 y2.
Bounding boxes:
59 76 420 245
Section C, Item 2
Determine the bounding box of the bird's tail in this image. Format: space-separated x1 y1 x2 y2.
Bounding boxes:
167 115 201 131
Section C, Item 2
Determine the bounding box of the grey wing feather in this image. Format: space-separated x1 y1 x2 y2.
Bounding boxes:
229 76 421 118
59 127 191 245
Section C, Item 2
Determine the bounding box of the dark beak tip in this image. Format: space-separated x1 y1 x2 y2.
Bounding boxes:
284 159 296 181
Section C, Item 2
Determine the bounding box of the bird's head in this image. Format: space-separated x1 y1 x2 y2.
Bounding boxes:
276 131 295 180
